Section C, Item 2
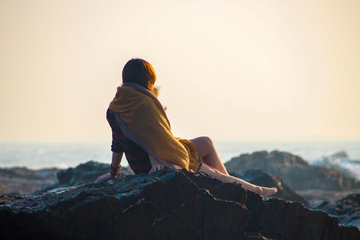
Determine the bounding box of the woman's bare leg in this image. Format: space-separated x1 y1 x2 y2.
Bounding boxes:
191 136 277 198
199 162 277 198
190 137 228 175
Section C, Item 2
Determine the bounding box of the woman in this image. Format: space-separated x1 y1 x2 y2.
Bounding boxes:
95 58 277 198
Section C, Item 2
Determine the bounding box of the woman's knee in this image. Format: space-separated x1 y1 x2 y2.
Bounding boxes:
191 136 214 156
203 136 213 146
195 136 213 147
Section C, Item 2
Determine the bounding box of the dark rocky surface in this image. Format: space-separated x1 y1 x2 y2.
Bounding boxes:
230 169 308 205
45 162 307 205
0 161 134 195
1 169 359 240
1 160 360 237
314 193 360 230
225 150 360 191
0 167 58 195
297 188 360 207
41 161 134 192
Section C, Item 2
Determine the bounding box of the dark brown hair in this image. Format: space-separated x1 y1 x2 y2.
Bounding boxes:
122 58 156 92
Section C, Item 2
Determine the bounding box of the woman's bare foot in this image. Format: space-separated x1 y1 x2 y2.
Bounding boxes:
259 187 278 198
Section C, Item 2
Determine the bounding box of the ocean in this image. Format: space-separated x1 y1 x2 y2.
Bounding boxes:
1 140 360 179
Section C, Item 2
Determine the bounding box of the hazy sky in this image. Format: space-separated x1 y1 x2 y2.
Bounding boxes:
1 0 359 142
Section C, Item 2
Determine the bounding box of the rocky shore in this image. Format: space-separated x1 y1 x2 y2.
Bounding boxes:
1 168 360 240
225 150 360 191
0 167 58 195
1 150 360 239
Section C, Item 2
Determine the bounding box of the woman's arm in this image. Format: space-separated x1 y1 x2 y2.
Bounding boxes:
149 155 164 174
110 152 123 175
94 152 123 182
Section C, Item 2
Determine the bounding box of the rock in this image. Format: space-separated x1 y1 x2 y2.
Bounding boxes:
0 169 359 240
261 198 359 240
0 161 134 195
0 167 58 195
56 160 134 185
296 188 360 207
51 162 307 205
225 150 360 191
0 169 249 240
330 151 349 158
40 161 135 193
314 193 360 230
230 169 309 205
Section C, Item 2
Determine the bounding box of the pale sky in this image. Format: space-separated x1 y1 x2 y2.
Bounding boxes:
1 0 359 142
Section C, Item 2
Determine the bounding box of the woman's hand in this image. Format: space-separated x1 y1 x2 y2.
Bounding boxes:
149 163 164 174
94 173 116 183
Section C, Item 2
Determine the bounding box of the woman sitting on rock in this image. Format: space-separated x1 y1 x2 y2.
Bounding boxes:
95 58 277 198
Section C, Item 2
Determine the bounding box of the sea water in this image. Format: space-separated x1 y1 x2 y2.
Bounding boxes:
0 140 360 179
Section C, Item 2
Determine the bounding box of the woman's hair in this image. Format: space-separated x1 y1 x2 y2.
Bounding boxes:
122 58 156 92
